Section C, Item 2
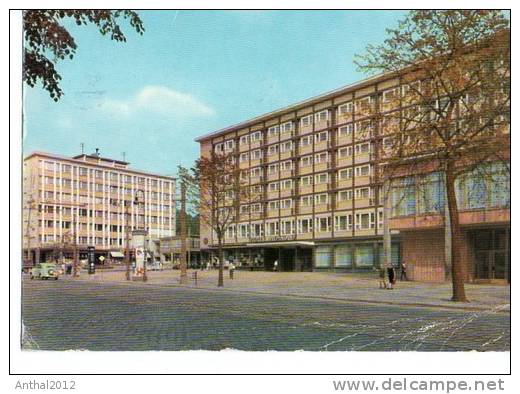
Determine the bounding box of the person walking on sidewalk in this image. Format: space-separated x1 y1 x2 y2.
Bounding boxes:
273 260 278 272
387 266 396 289
378 267 387 289
229 262 235 279
400 261 408 281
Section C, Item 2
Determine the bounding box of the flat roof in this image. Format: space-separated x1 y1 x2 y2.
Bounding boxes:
24 151 175 181
195 69 394 142
72 153 129 165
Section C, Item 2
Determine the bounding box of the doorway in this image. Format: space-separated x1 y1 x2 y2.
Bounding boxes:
472 228 510 282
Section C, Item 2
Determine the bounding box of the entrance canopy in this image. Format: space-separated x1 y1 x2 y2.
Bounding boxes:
246 241 315 247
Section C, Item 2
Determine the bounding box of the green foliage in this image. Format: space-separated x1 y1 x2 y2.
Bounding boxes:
23 10 144 101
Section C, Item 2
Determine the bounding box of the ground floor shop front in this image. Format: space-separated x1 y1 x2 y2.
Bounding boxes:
400 226 510 283
203 238 402 273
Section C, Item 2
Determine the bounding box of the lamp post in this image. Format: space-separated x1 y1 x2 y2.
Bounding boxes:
134 190 147 282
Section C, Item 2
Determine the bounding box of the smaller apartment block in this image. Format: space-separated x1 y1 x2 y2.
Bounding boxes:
23 151 176 264
196 71 510 283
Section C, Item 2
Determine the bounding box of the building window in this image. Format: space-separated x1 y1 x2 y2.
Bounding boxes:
281 220 294 235
314 193 328 205
300 135 312 147
268 125 279 137
251 149 262 160
280 199 292 209
355 142 371 155
240 135 249 145
338 168 353 180
268 163 279 174
355 187 371 200
280 141 293 152
300 176 312 186
281 160 293 171
250 131 262 142
315 131 328 142
268 200 279 211
281 122 293 134
266 221 279 236
300 115 313 127
314 110 329 123
338 102 353 115
240 153 249 162
316 216 331 232
300 156 313 167
314 152 328 164
355 165 371 177
300 195 312 207
268 182 279 192
339 124 354 138
280 179 293 190
355 244 375 267
335 245 353 267
355 212 375 229
268 145 279 155
338 147 353 159
239 224 249 237
314 173 329 184
335 214 353 231
338 190 353 201
315 246 333 267
298 218 313 233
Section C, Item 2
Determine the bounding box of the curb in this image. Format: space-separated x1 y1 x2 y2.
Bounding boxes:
63 277 510 314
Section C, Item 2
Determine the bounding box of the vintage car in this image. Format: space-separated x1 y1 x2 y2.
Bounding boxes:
30 263 60 280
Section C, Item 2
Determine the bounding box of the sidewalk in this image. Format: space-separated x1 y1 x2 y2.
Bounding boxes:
71 268 510 313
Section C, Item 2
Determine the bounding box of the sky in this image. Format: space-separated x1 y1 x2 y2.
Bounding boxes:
23 10 407 176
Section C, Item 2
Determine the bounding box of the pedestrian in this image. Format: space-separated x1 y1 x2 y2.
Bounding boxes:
400 261 408 281
273 260 278 272
229 262 235 279
378 267 387 289
387 266 396 289
206 261 211 271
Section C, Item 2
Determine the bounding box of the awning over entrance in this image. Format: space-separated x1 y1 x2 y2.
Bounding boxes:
110 251 125 258
246 241 315 247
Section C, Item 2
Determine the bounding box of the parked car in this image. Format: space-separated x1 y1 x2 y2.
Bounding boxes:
147 261 163 271
30 263 60 280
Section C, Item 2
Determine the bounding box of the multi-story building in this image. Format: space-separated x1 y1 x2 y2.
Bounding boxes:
195 73 510 282
23 150 176 265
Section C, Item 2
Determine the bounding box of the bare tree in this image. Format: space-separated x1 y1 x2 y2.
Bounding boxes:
181 150 258 287
356 11 510 301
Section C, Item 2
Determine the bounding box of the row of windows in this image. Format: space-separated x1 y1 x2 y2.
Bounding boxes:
40 234 124 246
38 205 173 217
39 217 169 230
41 161 172 188
237 140 373 162
216 118 377 153
211 81 505 154
391 165 510 217
41 177 172 198
225 212 381 238
242 164 373 181
40 189 173 203
239 187 374 213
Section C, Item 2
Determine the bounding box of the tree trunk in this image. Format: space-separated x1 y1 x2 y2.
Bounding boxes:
217 237 224 287
445 162 468 302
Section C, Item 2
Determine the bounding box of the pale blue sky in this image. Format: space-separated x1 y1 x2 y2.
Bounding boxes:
23 10 407 175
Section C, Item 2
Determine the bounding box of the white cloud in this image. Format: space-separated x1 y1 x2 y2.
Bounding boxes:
98 85 215 118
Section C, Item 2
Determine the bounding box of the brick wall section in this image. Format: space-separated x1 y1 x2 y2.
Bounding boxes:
402 229 446 282
401 229 475 282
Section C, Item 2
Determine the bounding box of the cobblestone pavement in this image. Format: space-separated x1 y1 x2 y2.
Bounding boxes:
69 268 510 312
21 277 510 351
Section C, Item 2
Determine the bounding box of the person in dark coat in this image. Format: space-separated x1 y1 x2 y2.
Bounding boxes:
387 266 396 289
